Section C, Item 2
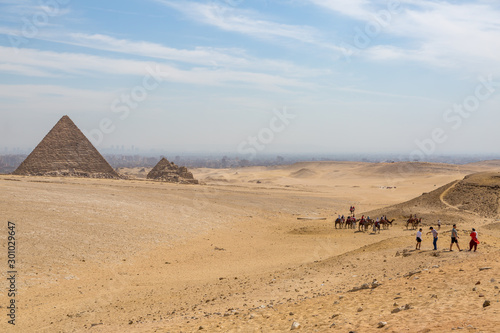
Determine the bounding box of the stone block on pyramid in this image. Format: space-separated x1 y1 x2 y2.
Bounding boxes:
147 158 198 184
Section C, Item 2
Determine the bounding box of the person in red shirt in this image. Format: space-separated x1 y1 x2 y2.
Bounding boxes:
469 228 479 252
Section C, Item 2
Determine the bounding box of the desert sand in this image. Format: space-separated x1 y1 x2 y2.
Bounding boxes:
1 161 500 332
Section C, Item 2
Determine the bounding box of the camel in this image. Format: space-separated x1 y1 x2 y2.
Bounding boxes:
358 219 366 232
412 218 422 229
406 217 415 229
346 216 356 229
334 217 344 229
380 218 395 229
367 218 375 230
406 217 421 230
358 218 373 232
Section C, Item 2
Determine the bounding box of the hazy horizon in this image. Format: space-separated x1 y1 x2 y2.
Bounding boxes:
1 1 500 159
3 146 500 165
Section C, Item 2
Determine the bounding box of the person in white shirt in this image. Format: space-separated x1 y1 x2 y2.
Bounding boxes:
416 228 422 250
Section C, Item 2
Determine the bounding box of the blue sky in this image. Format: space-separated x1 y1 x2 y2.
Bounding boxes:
1 0 500 158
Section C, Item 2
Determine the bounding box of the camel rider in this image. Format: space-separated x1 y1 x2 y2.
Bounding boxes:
341 215 345 222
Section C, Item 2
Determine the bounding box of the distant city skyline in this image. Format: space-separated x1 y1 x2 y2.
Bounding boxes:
4 143 500 166
1 0 500 158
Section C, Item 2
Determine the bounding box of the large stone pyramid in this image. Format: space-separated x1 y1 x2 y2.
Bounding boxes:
13 115 120 179
147 158 198 184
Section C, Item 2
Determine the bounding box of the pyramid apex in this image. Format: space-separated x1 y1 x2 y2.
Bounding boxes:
56 115 75 125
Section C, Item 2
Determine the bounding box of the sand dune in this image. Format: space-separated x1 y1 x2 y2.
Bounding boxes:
289 168 317 178
1 161 500 332
466 159 500 168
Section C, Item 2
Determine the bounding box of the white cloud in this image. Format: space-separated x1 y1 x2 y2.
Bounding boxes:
62 33 327 77
155 0 340 51
0 63 58 77
0 45 150 77
307 0 373 20
0 25 330 79
309 0 500 73
0 0 71 25
375 2 500 73
0 84 109 102
0 46 310 91
67 33 251 68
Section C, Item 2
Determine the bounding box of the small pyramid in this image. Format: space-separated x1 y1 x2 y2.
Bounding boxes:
147 158 198 184
13 115 120 179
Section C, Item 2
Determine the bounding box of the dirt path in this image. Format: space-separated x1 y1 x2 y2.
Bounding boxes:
439 180 460 210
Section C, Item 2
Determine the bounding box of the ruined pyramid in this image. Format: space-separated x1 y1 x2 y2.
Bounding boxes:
13 115 120 179
147 158 198 184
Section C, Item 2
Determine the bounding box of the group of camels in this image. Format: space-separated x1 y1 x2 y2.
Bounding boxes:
334 215 395 232
334 210 421 232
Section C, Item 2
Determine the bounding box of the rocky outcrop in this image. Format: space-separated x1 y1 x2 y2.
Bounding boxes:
147 158 198 184
443 172 500 218
12 115 120 179
363 171 500 222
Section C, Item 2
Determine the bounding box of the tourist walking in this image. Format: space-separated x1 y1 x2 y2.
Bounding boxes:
416 228 422 250
427 227 438 250
437 219 441 230
449 224 461 251
469 228 480 252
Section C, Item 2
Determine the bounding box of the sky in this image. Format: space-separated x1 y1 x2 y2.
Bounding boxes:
0 0 500 159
